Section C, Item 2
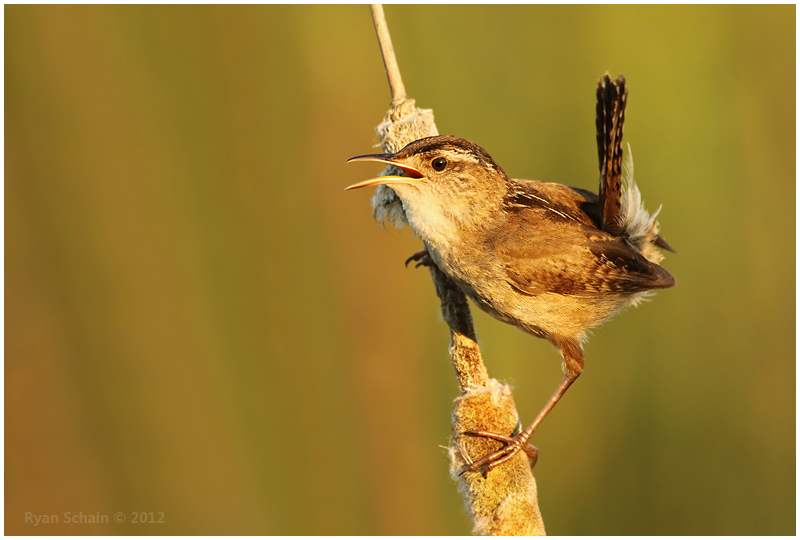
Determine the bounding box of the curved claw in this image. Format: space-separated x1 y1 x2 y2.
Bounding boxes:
404 249 433 269
457 430 539 477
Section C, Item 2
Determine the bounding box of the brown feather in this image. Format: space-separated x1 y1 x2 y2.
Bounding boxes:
496 180 674 298
596 74 627 235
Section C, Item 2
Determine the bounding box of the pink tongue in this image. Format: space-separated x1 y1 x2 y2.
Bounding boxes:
391 163 424 179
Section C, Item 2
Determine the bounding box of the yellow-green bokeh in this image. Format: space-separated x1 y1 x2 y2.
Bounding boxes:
5 5 794 535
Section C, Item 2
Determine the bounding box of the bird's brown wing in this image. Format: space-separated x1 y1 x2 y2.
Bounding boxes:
596 74 627 236
495 181 675 297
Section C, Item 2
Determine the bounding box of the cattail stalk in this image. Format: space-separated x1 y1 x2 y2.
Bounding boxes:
367 5 546 535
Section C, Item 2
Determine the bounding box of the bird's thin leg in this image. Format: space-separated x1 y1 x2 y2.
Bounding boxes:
458 338 585 476
459 373 578 475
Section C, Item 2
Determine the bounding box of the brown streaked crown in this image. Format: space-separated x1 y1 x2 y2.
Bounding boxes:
394 135 508 179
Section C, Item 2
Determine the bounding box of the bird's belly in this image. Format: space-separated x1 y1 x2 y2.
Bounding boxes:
435 254 634 342
470 283 634 341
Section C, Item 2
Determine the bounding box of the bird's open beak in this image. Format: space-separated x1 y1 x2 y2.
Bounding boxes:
345 153 426 190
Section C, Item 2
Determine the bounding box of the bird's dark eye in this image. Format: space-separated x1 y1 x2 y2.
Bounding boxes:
432 157 448 171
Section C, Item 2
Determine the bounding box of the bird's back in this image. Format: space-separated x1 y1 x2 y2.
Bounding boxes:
454 178 674 342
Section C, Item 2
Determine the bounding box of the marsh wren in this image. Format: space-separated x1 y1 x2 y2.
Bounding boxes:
346 74 675 475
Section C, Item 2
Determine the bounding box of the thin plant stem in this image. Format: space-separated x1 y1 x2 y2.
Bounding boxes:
370 4 407 105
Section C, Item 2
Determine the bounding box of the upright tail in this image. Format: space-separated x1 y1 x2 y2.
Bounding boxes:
596 73 676 261
595 73 627 236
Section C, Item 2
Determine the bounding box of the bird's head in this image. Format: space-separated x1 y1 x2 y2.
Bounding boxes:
347 135 509 234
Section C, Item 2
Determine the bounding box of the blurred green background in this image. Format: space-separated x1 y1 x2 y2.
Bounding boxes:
5 5 795 535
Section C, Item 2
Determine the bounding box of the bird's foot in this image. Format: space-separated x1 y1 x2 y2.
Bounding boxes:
405 249 434 269
457 430 538 478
